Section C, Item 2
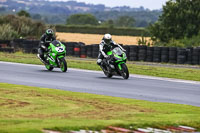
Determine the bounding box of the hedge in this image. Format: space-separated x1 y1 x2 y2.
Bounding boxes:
55 25 150 36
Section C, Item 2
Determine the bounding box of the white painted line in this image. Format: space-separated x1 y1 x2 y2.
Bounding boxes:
137 128 151 133
147 128 172 133
179 125 195 130
1 61 200 85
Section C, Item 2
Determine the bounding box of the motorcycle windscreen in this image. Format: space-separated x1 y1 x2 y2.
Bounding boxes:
51 40 62 47
112 47 123 56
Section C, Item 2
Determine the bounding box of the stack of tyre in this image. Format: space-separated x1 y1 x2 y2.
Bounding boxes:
185 47 193 64
129 45 138 61
80 45 87 58
168 47 177 64
22 40 39 54
153 47 161 62
12 39 25 51
177 48 187 64
65 42 75 56
138 45 147 61
192 47 200 65
86 45 93 58
146 47 153 62
0 40 15 53
92 44 99 58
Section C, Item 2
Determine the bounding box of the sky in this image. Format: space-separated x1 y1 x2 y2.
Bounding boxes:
49 0 168 10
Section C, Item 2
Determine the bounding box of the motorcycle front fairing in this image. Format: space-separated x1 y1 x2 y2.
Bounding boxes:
47 41 66 67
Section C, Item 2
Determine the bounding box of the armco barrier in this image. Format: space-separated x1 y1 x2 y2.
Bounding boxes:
0 39 200 65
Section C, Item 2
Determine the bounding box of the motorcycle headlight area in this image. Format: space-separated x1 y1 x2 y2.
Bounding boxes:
55 47 64 52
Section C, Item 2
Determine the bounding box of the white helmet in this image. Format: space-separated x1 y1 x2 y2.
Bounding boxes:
103 33 112 44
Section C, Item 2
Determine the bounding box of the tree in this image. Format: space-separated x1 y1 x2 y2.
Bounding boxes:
17 10 31 18
66 14 98 25
149 0 200 42
115 16 135 27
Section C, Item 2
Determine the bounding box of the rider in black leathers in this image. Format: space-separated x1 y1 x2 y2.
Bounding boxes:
97 33 126 66
38 29 56 62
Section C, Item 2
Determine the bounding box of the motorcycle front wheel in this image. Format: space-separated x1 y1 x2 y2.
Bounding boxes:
121 63 129 79
59 57 67 72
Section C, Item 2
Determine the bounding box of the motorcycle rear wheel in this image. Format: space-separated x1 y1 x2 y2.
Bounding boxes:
104 71 113 78
45 64 54 71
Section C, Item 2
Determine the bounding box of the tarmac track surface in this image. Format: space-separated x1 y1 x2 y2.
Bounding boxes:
0 61 200 107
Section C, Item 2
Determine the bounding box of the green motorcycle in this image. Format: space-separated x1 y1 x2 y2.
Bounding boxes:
100 47 129 79
37 40 67 72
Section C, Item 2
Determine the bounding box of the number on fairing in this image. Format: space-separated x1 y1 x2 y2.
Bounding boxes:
56 47 64 52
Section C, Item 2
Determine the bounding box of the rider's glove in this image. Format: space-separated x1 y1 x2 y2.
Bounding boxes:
122 49 126 52
104 55 108 58
41 45 48 51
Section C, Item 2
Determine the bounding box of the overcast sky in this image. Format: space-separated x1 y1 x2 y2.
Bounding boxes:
49 0 168 10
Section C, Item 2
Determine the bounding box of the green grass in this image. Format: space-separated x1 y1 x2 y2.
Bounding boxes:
0 83 200 133
0 52 200 81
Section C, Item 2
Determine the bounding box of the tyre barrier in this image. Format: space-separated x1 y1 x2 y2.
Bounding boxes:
169 47 177 64
65 42 75 56
1 39 200 65
153 47 161 62
23 40 39 54
161 47 169 63
0 48 15 53
80 45 87 58
138 45 147 61
177 48 187 64
0 40 10 48
192 48 200 65
146 47 153 62
92 44 99 58
186 47 193 65
129 45 138 61
86 45 93 58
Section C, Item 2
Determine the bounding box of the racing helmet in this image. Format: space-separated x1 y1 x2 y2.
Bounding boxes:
46 29 54 37
103 33 112 44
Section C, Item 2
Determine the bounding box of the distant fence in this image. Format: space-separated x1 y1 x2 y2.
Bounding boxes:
0 39 200 65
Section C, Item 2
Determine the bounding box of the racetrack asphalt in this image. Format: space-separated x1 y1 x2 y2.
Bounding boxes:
0 61 200 107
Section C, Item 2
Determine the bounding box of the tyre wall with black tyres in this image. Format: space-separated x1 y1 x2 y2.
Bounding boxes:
80 45 87 58
177 48 187 64
129 45 138 61
146 47 153 62
92 44 99 58
0 40 10 48
192 48 200 65
86 45 93 58
161 47 169 63
0 48 15 53
153 47 161 62
169 47 177 64
185 47 193 65
65 42 75 56
23 40 39 53
138 45 147 61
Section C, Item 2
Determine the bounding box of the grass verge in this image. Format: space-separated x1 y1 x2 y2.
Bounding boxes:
0 52 200 81
0 83 200 133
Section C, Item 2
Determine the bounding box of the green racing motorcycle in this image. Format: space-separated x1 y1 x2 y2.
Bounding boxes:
100 47 129 79
37 40 67 72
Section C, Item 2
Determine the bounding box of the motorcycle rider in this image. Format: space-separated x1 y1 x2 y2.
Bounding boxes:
97 33 126 66
38 29 56 63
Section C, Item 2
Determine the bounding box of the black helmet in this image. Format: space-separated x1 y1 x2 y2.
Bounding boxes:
46 29 54 37
103 33 112 44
